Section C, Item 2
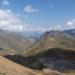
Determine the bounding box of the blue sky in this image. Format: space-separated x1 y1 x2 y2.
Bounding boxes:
0 0 75 32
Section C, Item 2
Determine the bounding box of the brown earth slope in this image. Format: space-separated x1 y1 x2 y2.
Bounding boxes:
0 56 64 75
0 56 37 75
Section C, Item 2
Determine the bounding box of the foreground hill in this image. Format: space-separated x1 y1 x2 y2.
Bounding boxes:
0 31 34 55
0 55 67 75
23 30 75 56
0 56 37 75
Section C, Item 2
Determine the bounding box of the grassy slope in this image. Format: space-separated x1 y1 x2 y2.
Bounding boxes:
0 56 37 75
0 56 65 75
23 31 75 56
0 31 34 55
0 55 75 75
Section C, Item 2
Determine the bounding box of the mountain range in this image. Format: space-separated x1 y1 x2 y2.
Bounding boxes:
64 29 75 38
0 30 35 55
20 29 75 74
0 29 75 75
23 30 75 56
0 28 75 56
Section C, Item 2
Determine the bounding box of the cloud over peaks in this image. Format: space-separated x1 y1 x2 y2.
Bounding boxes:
67 18 75 29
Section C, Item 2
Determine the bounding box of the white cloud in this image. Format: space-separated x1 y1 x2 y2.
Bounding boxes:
24 5 39 13
0 9 26 32
51 24 62 30
23 27 51 32
56 25 61 28
0 9 62 32
67 19 75 26
0 9 50 32
66 18 75 28
2 0 10 6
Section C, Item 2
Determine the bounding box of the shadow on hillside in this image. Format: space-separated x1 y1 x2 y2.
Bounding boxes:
4 48 75 72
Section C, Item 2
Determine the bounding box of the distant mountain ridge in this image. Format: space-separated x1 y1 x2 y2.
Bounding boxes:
23 30 75 56
0 28 75 55
64 29 75 38
0 30 35 55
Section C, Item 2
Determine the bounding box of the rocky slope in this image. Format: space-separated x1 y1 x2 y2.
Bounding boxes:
23 30 75 56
